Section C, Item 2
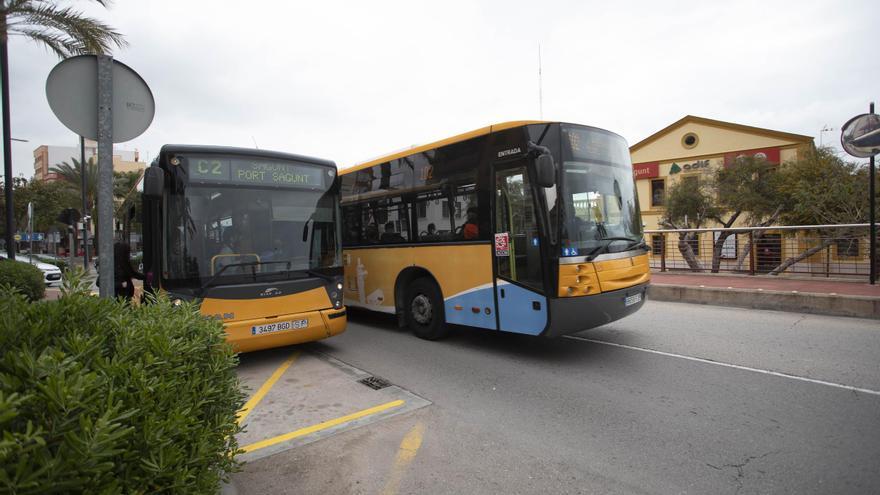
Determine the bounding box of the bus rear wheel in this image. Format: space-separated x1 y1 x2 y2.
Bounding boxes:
404 278 448 340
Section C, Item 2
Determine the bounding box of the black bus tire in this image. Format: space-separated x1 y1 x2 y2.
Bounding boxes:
404 277 448 340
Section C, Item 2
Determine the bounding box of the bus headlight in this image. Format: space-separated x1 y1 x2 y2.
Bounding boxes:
337 282 343 291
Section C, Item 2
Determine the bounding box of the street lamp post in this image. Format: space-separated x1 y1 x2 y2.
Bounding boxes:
1 35 14 260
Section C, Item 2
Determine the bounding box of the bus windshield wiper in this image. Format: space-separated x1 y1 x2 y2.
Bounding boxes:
199 259 310 296
582 237 646 260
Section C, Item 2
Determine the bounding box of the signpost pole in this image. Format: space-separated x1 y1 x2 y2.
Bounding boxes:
97 55 114 297
870 103 876 285
81 135 90 272
28 202 33 260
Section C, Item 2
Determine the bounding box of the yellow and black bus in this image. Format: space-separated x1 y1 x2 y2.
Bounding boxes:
141 145 346 352
340 121 649 339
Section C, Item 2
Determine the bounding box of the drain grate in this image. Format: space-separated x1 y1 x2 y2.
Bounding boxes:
358 376 392 390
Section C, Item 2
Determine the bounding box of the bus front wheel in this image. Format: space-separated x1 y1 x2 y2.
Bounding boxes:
404 278 448 340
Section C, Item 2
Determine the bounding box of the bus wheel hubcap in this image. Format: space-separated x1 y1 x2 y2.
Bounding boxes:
412 294 432 325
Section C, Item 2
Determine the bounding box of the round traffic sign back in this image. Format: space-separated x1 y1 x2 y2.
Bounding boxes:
45 55 155 143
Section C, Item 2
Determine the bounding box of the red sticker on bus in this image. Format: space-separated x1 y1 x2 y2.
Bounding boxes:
495 233 510 257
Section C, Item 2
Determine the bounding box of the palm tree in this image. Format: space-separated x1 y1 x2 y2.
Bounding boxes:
1 0 126 258
113 170 141 201
51 156 98 253
51 157 97 212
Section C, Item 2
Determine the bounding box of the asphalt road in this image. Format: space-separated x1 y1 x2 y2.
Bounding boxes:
233 301 880 494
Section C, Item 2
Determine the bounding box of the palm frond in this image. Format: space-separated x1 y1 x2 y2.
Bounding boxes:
11 27 79 57
5 1 127 57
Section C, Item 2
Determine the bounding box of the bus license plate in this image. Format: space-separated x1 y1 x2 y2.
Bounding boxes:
624 293 642 307
251 319 308 335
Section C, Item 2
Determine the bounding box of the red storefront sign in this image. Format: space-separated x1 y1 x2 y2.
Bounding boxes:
633 161 659 180
723 146 781 167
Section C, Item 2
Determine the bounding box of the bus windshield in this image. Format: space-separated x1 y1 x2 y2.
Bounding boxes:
559 126 643 257
163 181 339 286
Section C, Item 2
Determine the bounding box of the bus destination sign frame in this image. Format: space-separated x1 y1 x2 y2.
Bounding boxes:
186 156 327 189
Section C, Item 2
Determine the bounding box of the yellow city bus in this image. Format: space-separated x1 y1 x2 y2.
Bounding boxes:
339 121 649 339
140 145 347 352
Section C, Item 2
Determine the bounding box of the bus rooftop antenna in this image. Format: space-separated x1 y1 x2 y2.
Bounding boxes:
538 43 544 120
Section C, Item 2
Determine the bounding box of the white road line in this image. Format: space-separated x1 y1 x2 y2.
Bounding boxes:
563 335 880 397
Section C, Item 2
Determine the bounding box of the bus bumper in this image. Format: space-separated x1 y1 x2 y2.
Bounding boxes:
543 283 648 338
223 307 347 353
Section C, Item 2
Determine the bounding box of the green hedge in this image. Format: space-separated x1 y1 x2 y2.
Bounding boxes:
0 276 245 493
0 259 45 301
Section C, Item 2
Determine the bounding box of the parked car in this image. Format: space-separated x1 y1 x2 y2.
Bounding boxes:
0 252 63 287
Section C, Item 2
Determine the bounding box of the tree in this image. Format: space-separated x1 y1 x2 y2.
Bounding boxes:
660 157 787 273
52 156 97 213
659 176 719 271
0 177 79 250
768 147 875 275
1 0 127 258
113 170 141 201
713 156 785 272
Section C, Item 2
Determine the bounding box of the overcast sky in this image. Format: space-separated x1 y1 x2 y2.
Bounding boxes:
4 0 878 178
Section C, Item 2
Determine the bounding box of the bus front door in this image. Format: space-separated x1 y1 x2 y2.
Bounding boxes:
493 162 548 335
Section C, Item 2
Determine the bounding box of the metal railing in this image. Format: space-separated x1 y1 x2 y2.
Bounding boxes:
644 224 879 281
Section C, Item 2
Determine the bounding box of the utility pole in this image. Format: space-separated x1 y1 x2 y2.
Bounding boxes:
1 23 14 260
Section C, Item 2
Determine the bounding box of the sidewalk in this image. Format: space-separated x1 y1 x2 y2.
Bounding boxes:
649 272 880 319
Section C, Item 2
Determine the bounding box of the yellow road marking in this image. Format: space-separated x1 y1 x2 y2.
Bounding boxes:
241 399 406 454
381 421 426 495
237 350 301 426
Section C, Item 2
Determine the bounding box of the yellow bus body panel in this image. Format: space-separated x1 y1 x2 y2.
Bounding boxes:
200 286 346 353
558 254 650 297
557 262 601 297
343 244 494 313
593 254 651 292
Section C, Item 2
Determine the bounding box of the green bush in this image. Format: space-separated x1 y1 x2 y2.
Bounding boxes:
0 275 245 494
0 259 45 301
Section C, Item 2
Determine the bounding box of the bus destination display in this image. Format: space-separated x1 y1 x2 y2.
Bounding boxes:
187 157 326 188
564 127 629 166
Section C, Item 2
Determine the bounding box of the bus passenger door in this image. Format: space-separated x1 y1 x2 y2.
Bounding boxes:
493 162 548 335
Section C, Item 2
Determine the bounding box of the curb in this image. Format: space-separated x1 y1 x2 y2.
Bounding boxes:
648 284 880 320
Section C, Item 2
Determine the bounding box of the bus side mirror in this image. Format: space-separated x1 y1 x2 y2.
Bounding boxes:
144 167 165 199
535 154 555 188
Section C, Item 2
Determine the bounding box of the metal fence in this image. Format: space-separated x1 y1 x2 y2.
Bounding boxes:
644 224 879 281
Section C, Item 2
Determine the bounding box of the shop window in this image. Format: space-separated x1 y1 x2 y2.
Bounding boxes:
651 234 664 255
836 238 860 258
713 232 738 259
650 179 665 207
